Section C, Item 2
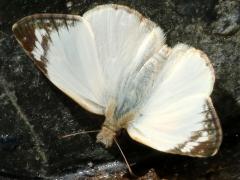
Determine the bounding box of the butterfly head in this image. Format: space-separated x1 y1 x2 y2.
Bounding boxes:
96 102 137 148
96 125 117 148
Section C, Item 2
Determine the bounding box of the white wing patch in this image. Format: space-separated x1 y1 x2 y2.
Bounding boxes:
13 14 105 114
127 45 222 157
83 4 165 101
114 47 169 119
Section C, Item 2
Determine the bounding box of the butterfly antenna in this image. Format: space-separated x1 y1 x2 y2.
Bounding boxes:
113 137 137 177
59 130 100 139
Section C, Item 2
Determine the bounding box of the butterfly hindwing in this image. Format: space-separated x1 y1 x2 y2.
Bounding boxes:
167 98 222 156
127 44 222 157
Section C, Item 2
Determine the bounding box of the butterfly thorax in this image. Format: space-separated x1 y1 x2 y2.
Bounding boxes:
96 101 136 147
96 46 170 148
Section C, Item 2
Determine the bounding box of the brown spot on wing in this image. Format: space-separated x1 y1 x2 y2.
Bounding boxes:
12 13 83 76
168 98 222 157
33 58 47 75
13 22 36 52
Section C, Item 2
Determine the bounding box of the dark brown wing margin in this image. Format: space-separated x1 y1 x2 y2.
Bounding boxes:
12 14 82 75
168 97 222 157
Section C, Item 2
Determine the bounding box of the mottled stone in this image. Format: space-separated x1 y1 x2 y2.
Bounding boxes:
212 0 240 35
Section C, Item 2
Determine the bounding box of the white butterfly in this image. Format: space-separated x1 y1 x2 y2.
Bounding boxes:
13 4 222 157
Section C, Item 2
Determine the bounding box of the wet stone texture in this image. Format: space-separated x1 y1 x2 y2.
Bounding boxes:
0 0 240 179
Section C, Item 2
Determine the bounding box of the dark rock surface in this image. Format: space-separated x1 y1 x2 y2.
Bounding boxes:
0 0 239 179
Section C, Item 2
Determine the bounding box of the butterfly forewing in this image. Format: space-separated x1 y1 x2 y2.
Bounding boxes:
12 14 105 114
83 4 165 99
